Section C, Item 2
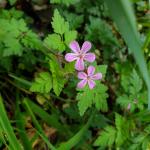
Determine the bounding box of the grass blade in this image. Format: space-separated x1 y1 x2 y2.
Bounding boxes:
26 98 71 135
105 0 150 109
23 98 57 150
57 110 95 150
15 97 32 150
0 95 22 150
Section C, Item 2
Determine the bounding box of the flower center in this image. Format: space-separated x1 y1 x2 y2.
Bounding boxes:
78 52 85 59
87 76 91 80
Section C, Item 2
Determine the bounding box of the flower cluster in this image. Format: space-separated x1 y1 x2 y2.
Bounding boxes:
65 41 102 89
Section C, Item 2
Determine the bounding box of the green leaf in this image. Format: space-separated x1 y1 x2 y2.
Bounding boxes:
30 72 52 93
15 100 32 150
129 69 143 94
58 111 95 150
44 34 65 52
52 9 69 35
26 98 69 134
105 0 150 109
50 0 76 6
115 113 129 146
0 18 38 56
8 0 17 5
94 83 108 111
77 83 108 116
0 95 22 150
23 98 57 150
64 30 77 45
86 17 119 46
3 38 22 56
96 65 107 79
77 87 93 116
117 95 130 110
21 30 43 50
49 55 66 96
94 126 116 147
63 12 84 29
64 62 75 74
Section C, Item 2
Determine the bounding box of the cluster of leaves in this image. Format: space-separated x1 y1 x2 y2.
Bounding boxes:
116 66 147 112
77 65 108 116
0 0 150 150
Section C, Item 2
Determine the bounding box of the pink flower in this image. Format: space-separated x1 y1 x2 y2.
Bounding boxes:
77 66 102 89
65 41 95 71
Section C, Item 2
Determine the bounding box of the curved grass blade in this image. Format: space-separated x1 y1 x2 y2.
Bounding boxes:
0 95 22 150
26 98 71 136
57 110 95 150
23 98 57 150
105 0 150 109
15 98 32 150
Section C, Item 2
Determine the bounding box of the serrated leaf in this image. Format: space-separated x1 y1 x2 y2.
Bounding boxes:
30 72 52 93
21 30 43 50
49 55 66 96
129 69 143 94
94 126 116 147
3 38 23 56
52 9 69 35
115 113 128 146
96 65 107 79
86 17 119 46
63 12 84 29
0 18 36 56
64 30 77 45
44 34 65 52
95 83 108 111
77 87 93 116
77 83 108 116
64 62 75 74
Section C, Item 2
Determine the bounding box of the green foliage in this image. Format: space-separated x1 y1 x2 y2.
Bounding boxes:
23 98 57 150
0 0 149 149
44 9 77 52
0 18 26 56
63 12 84 29
8 0 17 5
86 17 119 47
0 17 42 57
117 69 147 112
30 72 52 93
49 55 66 96
44 34 65 51
77 65 108 116
52 9 69 35
0 96 22 150
94 126 116 147
94 113 130 148
64 30 77 45
50 0 76 6
105 0 150 109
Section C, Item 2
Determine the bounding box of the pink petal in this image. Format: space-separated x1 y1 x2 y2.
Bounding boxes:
91 73 102 80
84 53 95 62
81 41 92 53
87 66 95 76
77 79 87 88
69 41 80 53
88 80 96 89
78 72 87 79
75 58 84 71
65 53 78 62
